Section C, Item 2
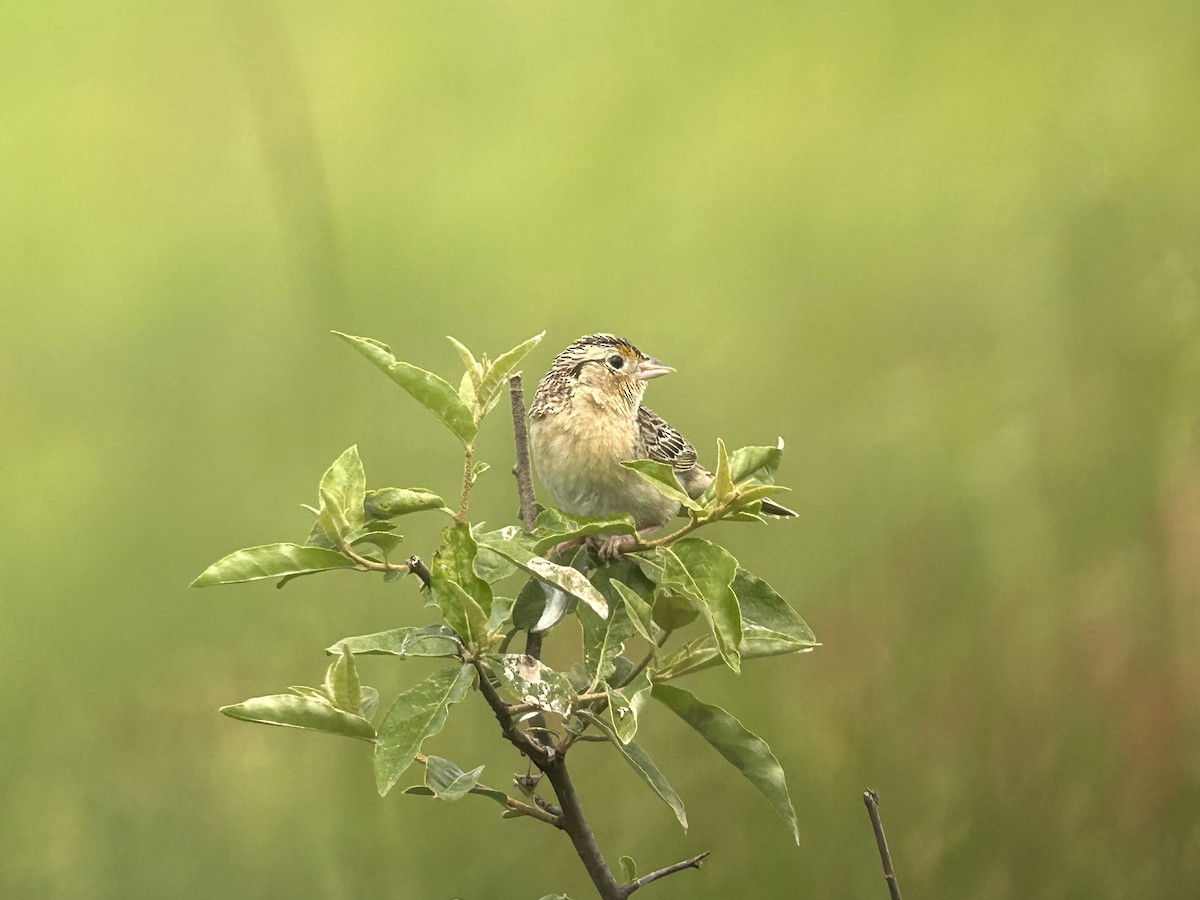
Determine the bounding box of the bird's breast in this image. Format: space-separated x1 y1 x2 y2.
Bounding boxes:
529 407 679 528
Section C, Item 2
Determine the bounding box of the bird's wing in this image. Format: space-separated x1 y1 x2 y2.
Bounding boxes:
637 406 715 500
637 406 698 471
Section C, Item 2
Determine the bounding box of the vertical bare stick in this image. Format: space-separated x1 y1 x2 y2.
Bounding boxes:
863 790 903 900
509 374 537 533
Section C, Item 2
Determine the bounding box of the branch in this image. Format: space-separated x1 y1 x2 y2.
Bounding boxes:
469 657 554 768
863 789 903 900
509 373 538 532
338 544 431 588
456 442 475 524
623 852 710 895
543 759 626 900
412 753 559 827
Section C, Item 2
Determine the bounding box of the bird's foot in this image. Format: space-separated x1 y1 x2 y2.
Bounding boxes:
586 533 638 563
545 536 586 559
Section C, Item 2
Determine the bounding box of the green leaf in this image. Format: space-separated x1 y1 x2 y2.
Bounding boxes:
364 487 446 519
486 654 577 716
713 438 734 501
374 665 475 796
537 895 572 900
288 685 329 701
699 443 785 505
654 569 816 679
351 530 403 554
477 535 608 619
531 509 638 555
319 446 366 542
334 331 477 444
657 539 743 672
619 857 637 882
324 644 362 715
436 524 494 614
487 595 515 634
584 713 687 831
422 755 485 800
328 625 462 659
192 543 356 587
475 331 545 416
580 569 636 689
651 590 701 632
733 569 817 645
446 336 483 389
619 460 702 512
652 683 799 844
403 781 509 808
610 579 656 646
606 686 638 744
221 694 375 742
360 686 380 722
431 577 491 650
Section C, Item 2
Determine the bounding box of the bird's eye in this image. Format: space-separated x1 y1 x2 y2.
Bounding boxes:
607 355 625 370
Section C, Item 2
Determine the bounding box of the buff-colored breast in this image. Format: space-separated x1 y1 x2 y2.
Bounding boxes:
529 402 680 529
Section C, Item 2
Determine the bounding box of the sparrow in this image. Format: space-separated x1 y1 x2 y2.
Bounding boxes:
528 334 793 557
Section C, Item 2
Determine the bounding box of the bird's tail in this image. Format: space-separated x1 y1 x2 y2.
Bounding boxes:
760 497 797 517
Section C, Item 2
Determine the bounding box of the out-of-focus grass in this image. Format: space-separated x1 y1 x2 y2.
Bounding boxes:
2 1 1199 897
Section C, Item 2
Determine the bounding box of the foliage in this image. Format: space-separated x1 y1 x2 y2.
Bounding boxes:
194 332 816 898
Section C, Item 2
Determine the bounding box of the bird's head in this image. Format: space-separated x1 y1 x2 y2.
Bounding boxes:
542 333 674 414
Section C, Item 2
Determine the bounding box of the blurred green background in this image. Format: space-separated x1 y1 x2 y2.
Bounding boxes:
3 1 1199 897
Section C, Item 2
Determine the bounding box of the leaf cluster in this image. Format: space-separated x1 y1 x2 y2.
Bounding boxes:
194 331 817 895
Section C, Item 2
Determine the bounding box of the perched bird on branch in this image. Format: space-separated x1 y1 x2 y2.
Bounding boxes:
528 333 793 558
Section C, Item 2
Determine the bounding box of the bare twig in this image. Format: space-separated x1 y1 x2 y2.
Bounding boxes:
623 852 710 895
405 555 432 589
509 373 538 532
339 544 431 588
863 789 903 900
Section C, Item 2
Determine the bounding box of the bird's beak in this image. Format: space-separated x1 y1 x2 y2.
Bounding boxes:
635 356 675 381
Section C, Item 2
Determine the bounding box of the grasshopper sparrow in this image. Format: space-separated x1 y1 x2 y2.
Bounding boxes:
528 334 793 558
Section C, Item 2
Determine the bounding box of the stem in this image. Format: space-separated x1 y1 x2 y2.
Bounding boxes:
412 753 559 827
340 544 430 587
456 442 475 524
509 373 538 532
863 789 903 900
543 760 626 900
624 852 710 895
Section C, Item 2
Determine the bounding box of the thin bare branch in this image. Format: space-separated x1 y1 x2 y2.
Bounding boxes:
623 852 710 895
864 789 903 900
509 373 538 532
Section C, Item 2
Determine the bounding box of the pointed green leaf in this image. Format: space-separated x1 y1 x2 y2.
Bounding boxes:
436 524 494 614
446 336 483 388
221 694 375 742
360 686 380 722
658 539 742 672
733 569 817 645
486 654 577 716
699 442 784 505
374 665 475 796
431 577 490 649
580 569 636 688
324 644 362 715
619 460 702 511
475 331 545 415
714 438 734 501
619 857 637 882
334 331 477 444
192 543 356 586
477 534 608 618
403 782 509 808
351 530 403 554
319 446 366 538
606 686 638 744
652 683 799 844
288 685 329 701
328 625 463 659
364 487 446 519
585 713 687 831
610 579 656 646
423 755 486 800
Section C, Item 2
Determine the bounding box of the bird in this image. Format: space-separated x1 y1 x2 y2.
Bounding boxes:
528 333 793 559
